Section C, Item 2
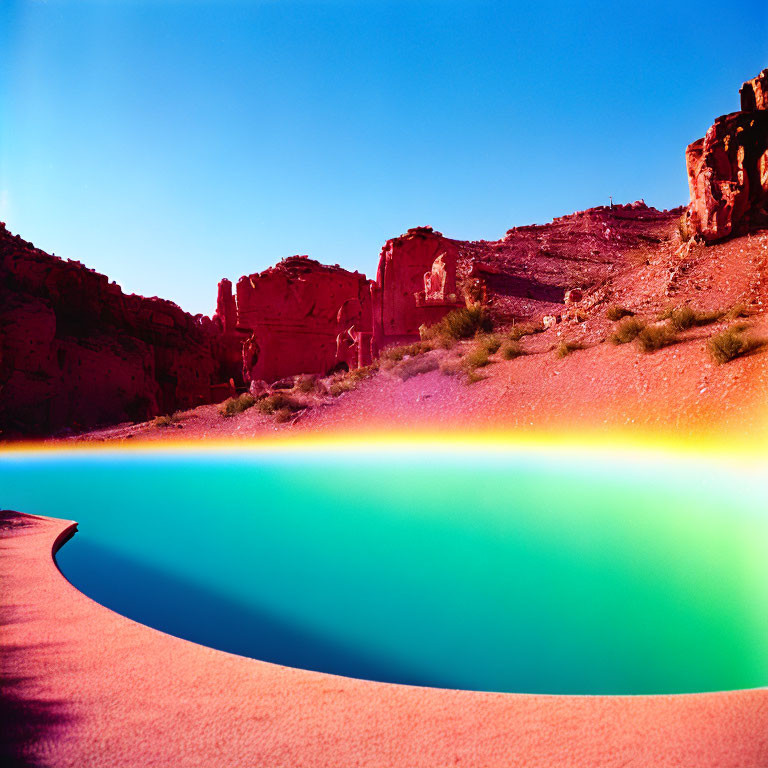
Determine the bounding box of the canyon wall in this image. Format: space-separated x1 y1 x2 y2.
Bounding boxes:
684 69 768 242
0 225 228 436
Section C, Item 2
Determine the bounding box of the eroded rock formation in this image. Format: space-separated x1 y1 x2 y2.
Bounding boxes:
234 256 372 383
0 224 228 436
371 227 464 353
684 69 768 242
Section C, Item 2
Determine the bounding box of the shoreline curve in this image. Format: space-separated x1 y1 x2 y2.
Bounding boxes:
2 510 768 767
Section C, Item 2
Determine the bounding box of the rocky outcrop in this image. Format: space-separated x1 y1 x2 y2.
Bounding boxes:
0 224 228 436
371 227 464 353
234 256 372 383
684 69 768 242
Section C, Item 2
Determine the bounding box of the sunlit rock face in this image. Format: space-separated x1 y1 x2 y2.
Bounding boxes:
233 256 372 383
684 69 768 242
0 224 226 436
371 227 465 354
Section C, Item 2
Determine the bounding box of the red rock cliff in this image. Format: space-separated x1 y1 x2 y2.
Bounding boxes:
684 69 768 242
234 256 372 384
0 224 227 436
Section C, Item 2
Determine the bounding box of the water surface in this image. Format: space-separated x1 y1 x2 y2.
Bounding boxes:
1 448 766 695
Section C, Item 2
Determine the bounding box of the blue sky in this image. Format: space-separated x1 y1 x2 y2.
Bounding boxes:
1 0 766 315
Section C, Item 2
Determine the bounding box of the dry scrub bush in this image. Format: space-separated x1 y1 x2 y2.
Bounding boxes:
421 305 492 343
392 354 440 381
479 333 503 354
509 322 543 340
605 305 634 321
256 392 304 414
609 316 646 344
500 340 524 360
219 393 256 417
462 346 491 370
555 340 585 358
668 306 724 331
636 324 677 353
708 323 763 364
294 375 317 393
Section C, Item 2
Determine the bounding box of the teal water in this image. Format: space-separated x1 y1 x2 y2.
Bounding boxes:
1 449 767 695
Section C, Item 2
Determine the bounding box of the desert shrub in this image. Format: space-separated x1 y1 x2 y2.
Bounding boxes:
462 346 491 370
609 316 646 344
465 369 486 384
708 324 763 364
219 393 256 417
555 340 585 358
274 407 295 423
509 322 542 340
328 378 357 397
605 304 634 321
479 333 503 354
636 323 677 353
154 414 173 428
422 304 492 342
727 302 750 320
380 341 432 364
294 374 317 393
256 392 303 415
392 354 440 380
500 340 525 360
668 306 724 331
677 213 693 243
348 365 377 382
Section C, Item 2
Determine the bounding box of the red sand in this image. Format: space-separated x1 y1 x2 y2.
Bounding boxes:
3 512 767 767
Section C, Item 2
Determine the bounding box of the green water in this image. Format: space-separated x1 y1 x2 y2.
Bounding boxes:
1 448 766 694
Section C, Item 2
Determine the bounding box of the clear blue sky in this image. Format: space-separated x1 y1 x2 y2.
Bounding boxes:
2 0 766 315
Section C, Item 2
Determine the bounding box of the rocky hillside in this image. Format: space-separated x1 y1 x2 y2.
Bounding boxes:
0 225 230 437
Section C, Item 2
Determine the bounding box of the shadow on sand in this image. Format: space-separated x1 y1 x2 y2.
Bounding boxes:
1 511 72 768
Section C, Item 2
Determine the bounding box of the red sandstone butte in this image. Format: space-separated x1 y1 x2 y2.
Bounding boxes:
371 227 464 353
684 69 768 242
230 255 372 384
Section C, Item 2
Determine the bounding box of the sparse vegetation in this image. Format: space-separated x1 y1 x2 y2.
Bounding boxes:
605 304 634 321
727 302 750 320
509 322 543 341
153 413 177 428
274 407 295 423
609 316 647 344
465 369 486 384
668 306 724 331
294 374 317 393
421 304 492 343
636 323 677 353
500 340 525 360
479 333 503 354
255 392 304 415
381 340 432 364
328 377 357 397
462 346 491 370
391 353 440 380
555 339 585 358
677 213 693 243
218 393 256 417
708 323 763 364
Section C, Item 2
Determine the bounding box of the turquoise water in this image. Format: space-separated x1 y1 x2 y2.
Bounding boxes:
1 448 767 695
